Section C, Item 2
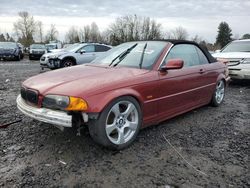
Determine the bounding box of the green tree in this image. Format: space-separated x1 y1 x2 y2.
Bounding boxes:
6 33 11 41
0 33 6 41
5 33 15 42
215 22 232 48
242 33 250 39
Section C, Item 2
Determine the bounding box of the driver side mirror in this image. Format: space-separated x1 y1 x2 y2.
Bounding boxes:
160 59 184 71
80 49 86 54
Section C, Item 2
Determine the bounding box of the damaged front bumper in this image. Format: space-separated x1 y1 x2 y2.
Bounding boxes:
40 58 61 69
48 58 61 69
16 95 73 127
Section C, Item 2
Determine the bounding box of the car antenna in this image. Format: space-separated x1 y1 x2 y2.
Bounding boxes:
139 43 147 69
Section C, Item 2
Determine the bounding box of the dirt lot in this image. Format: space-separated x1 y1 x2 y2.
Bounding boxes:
0 59 249 188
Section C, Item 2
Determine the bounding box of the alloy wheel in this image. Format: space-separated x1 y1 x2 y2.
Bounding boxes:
105 101 139 145
63 61 73 67
215 80 225 104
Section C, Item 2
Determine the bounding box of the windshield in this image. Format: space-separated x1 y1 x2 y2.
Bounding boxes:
30 44 45 49
45 44 59 50
0 42 17 48
91 41 166 69
64 43 82 52
222 41 250 52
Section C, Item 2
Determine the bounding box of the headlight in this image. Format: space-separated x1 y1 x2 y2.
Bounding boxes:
241 58 250 64
29 50 32 54
42 95 88 111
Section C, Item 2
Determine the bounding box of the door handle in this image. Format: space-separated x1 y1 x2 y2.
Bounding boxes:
199 69 205 74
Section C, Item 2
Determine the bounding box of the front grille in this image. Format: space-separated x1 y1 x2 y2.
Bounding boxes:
20 87 38 105
33 50 43 54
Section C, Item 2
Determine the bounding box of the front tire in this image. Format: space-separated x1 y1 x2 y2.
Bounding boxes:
15 54 21 61
88 96 142 150
61 58 75 68
211 80 225 107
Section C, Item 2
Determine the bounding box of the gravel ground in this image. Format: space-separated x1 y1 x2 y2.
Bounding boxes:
0 59 249 188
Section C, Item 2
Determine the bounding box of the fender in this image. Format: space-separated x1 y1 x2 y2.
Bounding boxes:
60 56 77 64
214 61 228 87
85 88 144 113
216 73 226 82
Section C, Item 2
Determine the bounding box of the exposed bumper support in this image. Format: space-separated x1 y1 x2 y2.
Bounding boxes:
16 95 72 127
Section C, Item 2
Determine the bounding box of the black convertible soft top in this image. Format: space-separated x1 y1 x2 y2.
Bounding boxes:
161 39 217 63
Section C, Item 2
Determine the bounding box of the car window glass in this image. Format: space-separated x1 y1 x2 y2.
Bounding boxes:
92 41 166 70
195 47 209 64
221 41 250 52
95 45 111 52
164 44 201 67
82 45 95 53
0 42 17 48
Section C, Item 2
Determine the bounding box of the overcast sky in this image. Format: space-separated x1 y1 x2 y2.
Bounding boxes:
0 0 249 43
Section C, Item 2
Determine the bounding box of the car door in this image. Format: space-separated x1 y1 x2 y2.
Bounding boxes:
194 46 219 104
157 44 210 120
75 44 96 64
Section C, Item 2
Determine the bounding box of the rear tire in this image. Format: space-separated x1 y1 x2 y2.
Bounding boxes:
211 80 225 107
88 96 142 150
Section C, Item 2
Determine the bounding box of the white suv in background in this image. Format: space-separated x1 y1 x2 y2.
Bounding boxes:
212 39 250 80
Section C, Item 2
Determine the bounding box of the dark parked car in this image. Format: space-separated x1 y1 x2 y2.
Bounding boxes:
29 44 46 60
17 40 229 150
0 42 23 61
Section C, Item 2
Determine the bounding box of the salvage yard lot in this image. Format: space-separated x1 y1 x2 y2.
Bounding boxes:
0 59 249 187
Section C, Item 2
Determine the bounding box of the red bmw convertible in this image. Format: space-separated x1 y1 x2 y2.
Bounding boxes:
17 40 229 149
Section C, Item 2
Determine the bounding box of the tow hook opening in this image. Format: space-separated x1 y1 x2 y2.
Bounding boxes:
70 112 87 136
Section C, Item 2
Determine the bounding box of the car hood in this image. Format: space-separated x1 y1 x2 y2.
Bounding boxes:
23 65 150 97
43 50 67 57
212 52 250 59
50 49 64 53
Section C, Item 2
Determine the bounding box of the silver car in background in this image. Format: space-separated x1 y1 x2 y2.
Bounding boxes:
40 43 111 69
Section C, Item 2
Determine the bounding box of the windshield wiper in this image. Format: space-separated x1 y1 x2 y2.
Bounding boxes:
139 43 147 69
109 43 138 67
